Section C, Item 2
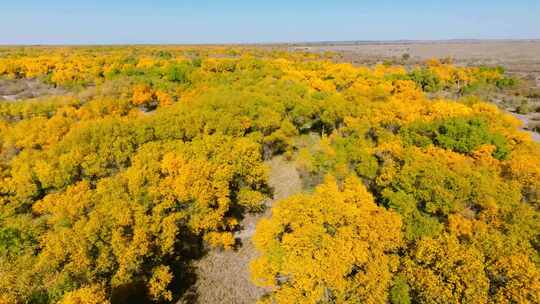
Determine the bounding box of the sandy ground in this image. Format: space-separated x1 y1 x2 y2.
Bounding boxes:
511 113 540 142
178 156 302 304
0 78 65 101
294 40 540 73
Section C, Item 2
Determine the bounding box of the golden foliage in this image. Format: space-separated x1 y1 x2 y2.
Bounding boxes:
402 234 489 303
251 176 402 303
59 285 110 304
0 46 537 303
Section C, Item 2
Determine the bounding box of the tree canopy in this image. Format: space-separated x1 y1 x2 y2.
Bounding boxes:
0 46 537 303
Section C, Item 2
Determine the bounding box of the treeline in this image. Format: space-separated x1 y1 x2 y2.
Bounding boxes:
0 47 538 303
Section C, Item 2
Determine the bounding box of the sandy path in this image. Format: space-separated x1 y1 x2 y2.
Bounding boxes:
511 113 540 142
179 156 302 304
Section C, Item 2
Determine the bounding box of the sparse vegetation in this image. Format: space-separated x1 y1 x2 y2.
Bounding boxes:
517 99 532 114
401 53 411 61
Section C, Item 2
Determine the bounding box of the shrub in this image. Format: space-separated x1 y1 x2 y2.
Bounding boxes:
400 117 510 160
390 275 411 304
408 68 442 92
495 76 518 89
167 62 192 83
516 99 532 114
401 53 411 61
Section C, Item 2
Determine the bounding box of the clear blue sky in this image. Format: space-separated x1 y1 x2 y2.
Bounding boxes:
1 0 539 44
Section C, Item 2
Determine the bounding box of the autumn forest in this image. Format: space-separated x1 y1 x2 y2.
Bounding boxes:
0 46 539 304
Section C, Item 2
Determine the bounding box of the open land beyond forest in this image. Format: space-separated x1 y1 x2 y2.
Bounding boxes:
0 43 539 304
294 40 540 73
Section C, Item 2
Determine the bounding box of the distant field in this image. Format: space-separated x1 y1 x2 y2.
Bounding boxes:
294 40 540 75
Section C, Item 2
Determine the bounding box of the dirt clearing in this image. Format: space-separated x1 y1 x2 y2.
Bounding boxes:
0 78 65 101
178 156 302 304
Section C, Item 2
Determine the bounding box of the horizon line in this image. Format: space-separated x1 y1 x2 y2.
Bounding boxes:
1 38 540 47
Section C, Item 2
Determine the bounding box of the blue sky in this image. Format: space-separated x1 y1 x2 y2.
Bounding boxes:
1 1 539 44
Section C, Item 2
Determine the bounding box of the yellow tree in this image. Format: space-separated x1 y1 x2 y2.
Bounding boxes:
251 175 402 303
402 234 490 304
59 285 110 304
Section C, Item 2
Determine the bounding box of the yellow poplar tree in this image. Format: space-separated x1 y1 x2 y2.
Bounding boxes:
251 175 402 304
